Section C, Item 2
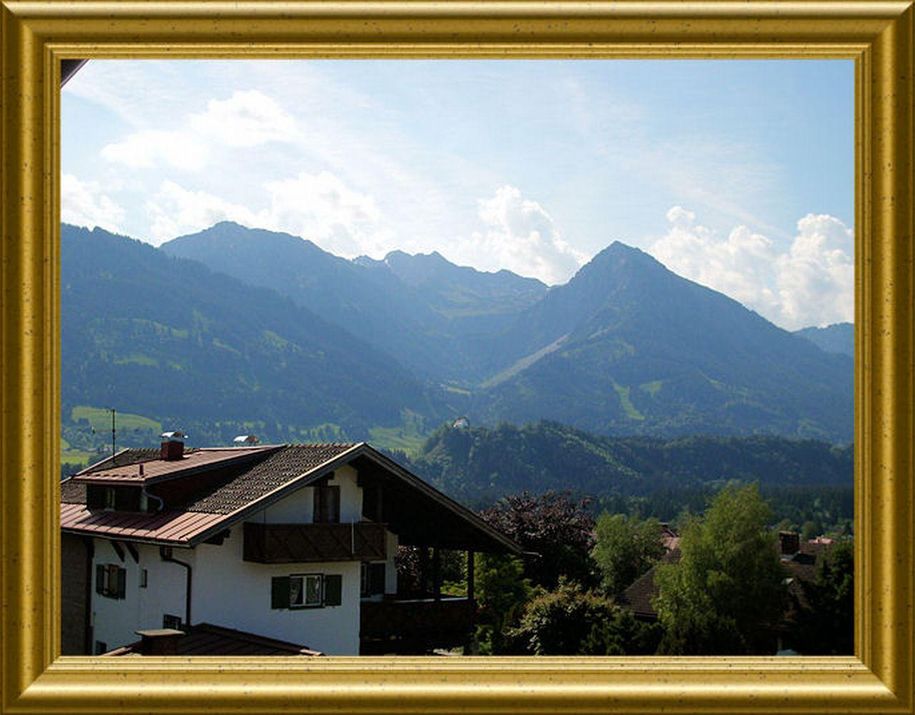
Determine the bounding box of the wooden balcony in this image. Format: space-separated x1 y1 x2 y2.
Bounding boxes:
243 521 387 563
359 597 475 653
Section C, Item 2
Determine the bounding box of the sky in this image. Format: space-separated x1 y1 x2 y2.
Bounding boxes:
62 59 854 330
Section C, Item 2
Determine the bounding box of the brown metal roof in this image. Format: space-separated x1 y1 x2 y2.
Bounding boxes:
72 446 279 485
103 623 322 656
60 502 225 545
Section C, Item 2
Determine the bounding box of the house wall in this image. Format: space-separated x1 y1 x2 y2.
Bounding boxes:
89 462 398 655
192 527 361 654
260 465 362 524
90 539 189 653
61 533 91 654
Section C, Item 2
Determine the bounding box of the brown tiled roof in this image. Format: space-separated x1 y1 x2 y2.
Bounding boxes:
616 547 680 620
103 623 322 656
72 446 279 485
186 443 358 515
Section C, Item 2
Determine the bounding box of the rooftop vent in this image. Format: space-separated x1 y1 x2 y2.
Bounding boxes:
135 628 185 655
233 434 259 446
160 431 186 461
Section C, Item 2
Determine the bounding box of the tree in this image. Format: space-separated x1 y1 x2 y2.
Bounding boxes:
479 491 597 589
473 552 532 654
591 512 665 595
790 539 854 654
653 483 787 654
511 579 661 655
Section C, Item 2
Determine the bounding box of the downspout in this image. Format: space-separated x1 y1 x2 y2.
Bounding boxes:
160 547 192 627
142 485 165 512
84 537 94 654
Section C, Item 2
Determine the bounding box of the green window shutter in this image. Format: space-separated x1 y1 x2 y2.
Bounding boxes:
324 574 342 607
271 576 290 609
369 563 386 595
95 564 104 594
116 568 127 599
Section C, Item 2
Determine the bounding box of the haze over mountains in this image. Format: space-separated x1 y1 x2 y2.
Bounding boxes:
62 221 853 452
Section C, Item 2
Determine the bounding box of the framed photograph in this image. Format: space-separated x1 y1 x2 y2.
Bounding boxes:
1 2 913 714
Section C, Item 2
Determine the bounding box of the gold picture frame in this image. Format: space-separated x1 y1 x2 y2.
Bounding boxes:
1 1 912 713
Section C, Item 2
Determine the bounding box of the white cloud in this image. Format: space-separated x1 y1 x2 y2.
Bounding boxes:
144 172 389 255
101 130 208 171
775 214 854 329
188 90 297 147
61 174 125 233
649 206 853 330
145 181 263 244
101 89 295 172
264 171 388 257
445 185 586 285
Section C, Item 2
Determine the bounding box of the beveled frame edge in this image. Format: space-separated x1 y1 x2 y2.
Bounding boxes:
1 2 912 713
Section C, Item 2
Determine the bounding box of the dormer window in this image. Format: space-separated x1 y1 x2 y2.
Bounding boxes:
87 484 150 513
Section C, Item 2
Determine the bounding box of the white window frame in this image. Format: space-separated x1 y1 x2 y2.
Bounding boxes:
289 573 323 609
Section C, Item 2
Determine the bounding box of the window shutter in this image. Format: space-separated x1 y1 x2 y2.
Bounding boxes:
324 574 342 606
271 576 290 609
116 567 127 599
95 564 104 594
369 563 386 595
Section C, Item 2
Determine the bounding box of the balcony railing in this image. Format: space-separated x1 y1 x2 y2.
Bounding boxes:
243 521 387 563
360 597 475 650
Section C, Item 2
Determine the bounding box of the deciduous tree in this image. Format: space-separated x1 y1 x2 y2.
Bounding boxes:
654 483 787 654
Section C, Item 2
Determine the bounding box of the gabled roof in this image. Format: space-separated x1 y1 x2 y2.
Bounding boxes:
102 623 322 656
60 442 522 554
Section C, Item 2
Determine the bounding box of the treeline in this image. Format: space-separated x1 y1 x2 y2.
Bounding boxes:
412 487 853 656
405 420 853 508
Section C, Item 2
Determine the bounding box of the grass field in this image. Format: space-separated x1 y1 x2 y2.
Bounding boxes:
70 405 162 433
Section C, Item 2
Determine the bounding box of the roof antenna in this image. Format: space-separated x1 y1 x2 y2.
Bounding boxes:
109 407 117 457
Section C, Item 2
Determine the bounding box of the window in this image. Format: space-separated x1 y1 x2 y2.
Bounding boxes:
271 573 342 608
313 484 340 523
95 563 126 599
140 568 148 588
86 484 146 512
360 562 386 597
162 613 182 629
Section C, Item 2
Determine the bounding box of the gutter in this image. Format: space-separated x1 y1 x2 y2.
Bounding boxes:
160 547 193 626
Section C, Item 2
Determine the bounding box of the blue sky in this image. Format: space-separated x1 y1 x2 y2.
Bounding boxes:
62 59 853 329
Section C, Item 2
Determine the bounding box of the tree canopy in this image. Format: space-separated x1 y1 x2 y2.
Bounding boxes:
479 491 597 589
591 512 665 596
653 483 787 654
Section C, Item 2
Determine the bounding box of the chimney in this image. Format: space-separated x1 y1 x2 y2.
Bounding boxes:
779 531 800 556
135 628 184 655
160 431 186 461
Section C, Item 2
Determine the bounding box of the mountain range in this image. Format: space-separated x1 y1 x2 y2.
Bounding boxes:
61 221 854 452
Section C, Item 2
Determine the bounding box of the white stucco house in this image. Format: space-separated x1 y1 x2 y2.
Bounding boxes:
60 434 521 656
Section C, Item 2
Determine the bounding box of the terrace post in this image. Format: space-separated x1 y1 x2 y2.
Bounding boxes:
418 545 429 597
432 547 441 601
466 549 475 603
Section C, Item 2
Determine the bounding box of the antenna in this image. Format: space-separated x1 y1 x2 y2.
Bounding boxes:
109 407 116 457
